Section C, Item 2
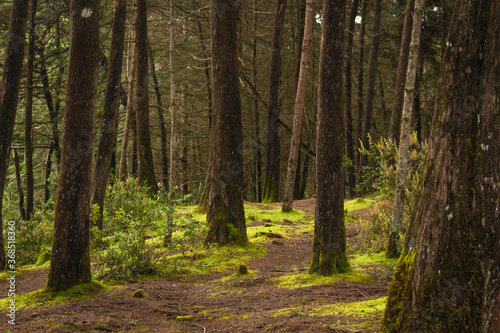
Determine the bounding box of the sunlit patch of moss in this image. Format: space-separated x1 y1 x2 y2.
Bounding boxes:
344 198 377 212
244 205 311 224
350 251 398 268
219 270 256 282
274 297 387 318
160 242 267 280
274 271 373 289
0 280 107 310
177 206 207 223
0 262 51 280
247 223 310 243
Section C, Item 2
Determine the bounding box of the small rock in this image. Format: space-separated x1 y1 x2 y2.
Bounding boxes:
256 231 283 238
238 264 249 275
176 315 196 322
132 289 146 298
264 223 274 227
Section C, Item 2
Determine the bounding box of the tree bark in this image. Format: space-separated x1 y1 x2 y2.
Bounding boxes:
386 0 424 259
344 0 360 199
282 0 314 212
252 0 262 202
310 0 350 276
91 0 126 229
13 150 26 221
169 0 177 196
119 45 137 181
388 0 416 144
262 0 287 203
24 0 37 220
355 0 367 171
358 0 382 170
46 0 100 291
0 0 29 270
135 0 157 192
148 41 169 192
381 0 500 330
206 0 247 246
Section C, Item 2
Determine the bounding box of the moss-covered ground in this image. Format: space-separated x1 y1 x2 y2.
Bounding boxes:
1 198 391 332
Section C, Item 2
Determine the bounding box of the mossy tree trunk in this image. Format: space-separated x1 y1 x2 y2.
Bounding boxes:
386 0 424 259
0 0 29 270
381 0 500 330
91 0 126 229
205 0 247 247
46 0 100 291
135 0 157 192
263 0 287 204
309 0 350 276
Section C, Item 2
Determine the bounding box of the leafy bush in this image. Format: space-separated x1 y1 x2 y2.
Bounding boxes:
90 178 206 281
356 133 426 252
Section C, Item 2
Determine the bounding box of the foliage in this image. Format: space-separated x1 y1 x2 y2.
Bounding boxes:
356 133 426 252
90 178 206 281
14 203 54 266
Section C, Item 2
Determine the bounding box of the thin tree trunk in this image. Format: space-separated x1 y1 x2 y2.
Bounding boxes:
355 0 367 171
24 0 37 220
344 0 359 199
388 0 416 144
358 0 382 171
46 0 100 291
169 0 177 196
205 0 247 246
196 20 213 212
262 0 287 203
252 0 262 202
282 0 314 212
0 0 29 270
148 41 169 192
91 0 126 229
135 0 157 192
386 0 424 259
381 0 499 330
119 46 137 181
13 150 26 221
310 0 349 276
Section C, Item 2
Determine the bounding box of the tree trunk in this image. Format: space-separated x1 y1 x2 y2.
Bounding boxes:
13 150 26 221
119 45 137 181
344 0 359 199
0 0 29 270
196 20 213 212
252 0 262 203
24 0 37 220
282 0 314 212
386 0 424 259
205 0 247 246
388 0 416 144
358 0 382 170
310 0 350 276
381 0 500 330
135 0 157 192
169 0 177 196
46 0 100 291
263 0 287 203
148 41 169 192
91 0 126 230
355 0 367 171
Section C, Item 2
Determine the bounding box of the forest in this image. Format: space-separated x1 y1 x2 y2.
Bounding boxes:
0 0 499 331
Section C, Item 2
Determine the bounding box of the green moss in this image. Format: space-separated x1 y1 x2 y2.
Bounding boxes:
344 198 377 212
0 280 106 310
262 178 278 203
176 315 196 322
274 297 387 317
132 289 147 298
244 205 311 224
160 242 267 280
247 223 311 243
35 246 52 266
350 251 398 268
274 271 372 289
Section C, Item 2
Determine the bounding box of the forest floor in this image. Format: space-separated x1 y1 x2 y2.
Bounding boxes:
0 198 397 332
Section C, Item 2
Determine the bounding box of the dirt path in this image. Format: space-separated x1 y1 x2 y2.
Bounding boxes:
1 199 390 332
